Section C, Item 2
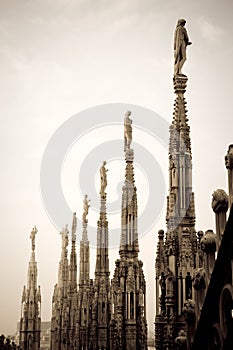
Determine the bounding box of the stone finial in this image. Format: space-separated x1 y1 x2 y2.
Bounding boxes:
100 161 108 197
225 144 233 169
200 230 216 254
174 19 192 76
212 189 228 213
30 226 38 252
82 195 90 223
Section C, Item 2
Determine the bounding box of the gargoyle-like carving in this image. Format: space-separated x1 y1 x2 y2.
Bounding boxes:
212 189 228 213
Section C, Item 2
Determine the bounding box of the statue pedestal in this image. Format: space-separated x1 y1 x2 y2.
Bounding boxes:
125 148 134 162
173 75 188 94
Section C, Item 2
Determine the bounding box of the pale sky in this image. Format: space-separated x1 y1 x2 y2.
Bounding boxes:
1 0 233 336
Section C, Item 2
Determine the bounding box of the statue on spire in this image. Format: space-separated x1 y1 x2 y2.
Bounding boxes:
60 225 69 251
82 195 91 223
100 161 108 197
124 111 132 151
72 212 77 240
174 19 192 76
30 226 38 252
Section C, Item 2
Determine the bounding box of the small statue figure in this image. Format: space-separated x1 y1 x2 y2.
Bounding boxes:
117 288 122 305
60 225 69 251
166 267 175 296
72 212 77 238
30 226 37 251
174 19 192 76
82 195 91 222
100 161 108 196
124 111 132 150
139 288 144 306
169 192 176 216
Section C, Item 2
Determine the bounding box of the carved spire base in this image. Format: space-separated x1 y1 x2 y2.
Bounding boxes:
173 75 188 94
125 148 134 162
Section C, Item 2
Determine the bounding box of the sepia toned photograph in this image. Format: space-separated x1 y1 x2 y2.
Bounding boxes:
0 1 233 349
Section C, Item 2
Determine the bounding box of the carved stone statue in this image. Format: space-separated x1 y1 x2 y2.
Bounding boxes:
30 226 37 251
124 111 132 150
116 288 122 305
139 288 144 306
60 225 69 251
174 19 192 76
192 267 206 290
100 161 108 196
182 299 195 323
166 267 175 295
72 212 77 238
169 192 176 216
82 195 90 222
175 330 187 349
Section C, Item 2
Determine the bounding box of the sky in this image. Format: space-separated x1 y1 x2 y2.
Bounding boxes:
0 0 233 336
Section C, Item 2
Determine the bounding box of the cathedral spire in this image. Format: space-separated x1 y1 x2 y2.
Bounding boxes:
155 20 197 350
79 195 90 286
167 20 194 228
19 227 41 350
95 161 109 278
120 111 139 258
111 111 148 350
69 212 77 291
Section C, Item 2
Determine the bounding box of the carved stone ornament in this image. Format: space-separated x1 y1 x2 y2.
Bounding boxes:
200 230 216 254
182 299 195 323
212 189 228 213
192 267 206 290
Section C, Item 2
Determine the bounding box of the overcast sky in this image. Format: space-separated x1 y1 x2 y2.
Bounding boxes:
0 0 233 336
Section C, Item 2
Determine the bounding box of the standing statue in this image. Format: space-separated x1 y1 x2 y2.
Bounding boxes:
100 161 108 196
124 110 132 150
72 212 77 235
60 225 69 251
30 226 37 251
174 19 192 76
82 194 91 222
